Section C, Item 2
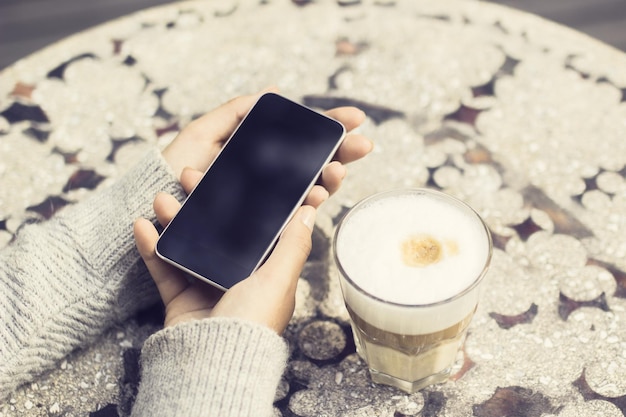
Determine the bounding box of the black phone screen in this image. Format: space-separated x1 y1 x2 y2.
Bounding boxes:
156 93 345 290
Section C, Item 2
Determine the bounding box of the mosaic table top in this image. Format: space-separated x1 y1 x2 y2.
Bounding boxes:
2 0 626 416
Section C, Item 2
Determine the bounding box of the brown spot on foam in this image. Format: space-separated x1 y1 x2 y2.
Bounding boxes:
401 235 442 267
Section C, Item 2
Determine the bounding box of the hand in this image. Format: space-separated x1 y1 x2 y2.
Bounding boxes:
135 90 373 333
162 87 373 207
134 181 316 333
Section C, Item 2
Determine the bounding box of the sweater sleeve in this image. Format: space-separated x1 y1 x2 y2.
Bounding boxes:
0 149 185 400
131 318 288 417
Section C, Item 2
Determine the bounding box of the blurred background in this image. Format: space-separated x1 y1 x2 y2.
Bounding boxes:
1 0 625 70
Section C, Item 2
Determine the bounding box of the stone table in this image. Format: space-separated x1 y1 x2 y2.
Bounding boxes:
2 0 626 416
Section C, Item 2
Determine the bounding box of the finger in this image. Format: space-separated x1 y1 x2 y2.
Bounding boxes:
133 218 189 305
153 192 182 228
319 161 346 197
184 88 278 146
256 205 316 288
303 185 330 208
180 167 204 194
324 107 366 132
162 87 279 177
334 133 374 164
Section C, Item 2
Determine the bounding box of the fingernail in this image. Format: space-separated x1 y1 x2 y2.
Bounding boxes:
299 206 316 231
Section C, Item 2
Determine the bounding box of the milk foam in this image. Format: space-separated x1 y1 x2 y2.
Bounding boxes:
336 192 490 306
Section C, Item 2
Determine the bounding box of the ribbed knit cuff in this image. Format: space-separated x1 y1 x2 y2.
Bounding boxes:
0 149 184 399
132 318 288 417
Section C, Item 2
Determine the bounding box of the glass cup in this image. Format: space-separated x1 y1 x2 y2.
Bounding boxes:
333 188 492 393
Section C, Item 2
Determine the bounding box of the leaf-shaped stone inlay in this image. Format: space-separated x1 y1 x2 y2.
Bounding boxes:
489 303 538 330
63 169 106 193
587 258 626 299
558 292 610 321
302 95 405 125
573 369 626 412
27 196 71 220
473 386 562 417
443 104 483 128
512 217 543 242
1 102 49 124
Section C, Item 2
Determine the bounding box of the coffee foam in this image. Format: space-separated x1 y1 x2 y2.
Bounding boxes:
335 190 491 334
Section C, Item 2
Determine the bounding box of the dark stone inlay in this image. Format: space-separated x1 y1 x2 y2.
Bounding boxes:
573 368 626 413
1 102 49 124
329 65 349 89
521 185 593 239
63 169 106 192
493 21 509 34
558 291 610 321
27 196 71 220
89 403 119 417
23 126 50 143
123 55 137 66
302 95 405 125
309 225 330 262
587 258 626 299
155 122 180 138
153 88 177 121
118 348 141 417
107 136 143 162
332 204 352 226
443 104 483 128
338 0 362 6
424 125 473 145
583 174 599 193
421 390 446 417
0 219 6 231
490 231 512 251
512 216 543 242
496 54 520 78
426 166 443 190
52 147 80 164
133 303 166 327
565 63 591 80
417 14 451 22
275 379 308 417
473 386 563 417
47 53 98 80
112 39 124 55
489 303 538 329
471 78 496 98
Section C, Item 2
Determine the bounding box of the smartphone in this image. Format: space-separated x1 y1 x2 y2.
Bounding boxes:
155 93 346 290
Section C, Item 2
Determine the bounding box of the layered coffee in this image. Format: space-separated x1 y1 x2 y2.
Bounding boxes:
334 189 491 392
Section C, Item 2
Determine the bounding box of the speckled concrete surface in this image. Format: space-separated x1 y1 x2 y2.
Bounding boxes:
2 1 626 416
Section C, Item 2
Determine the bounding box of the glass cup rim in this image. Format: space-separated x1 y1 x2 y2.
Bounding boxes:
332 187 493 309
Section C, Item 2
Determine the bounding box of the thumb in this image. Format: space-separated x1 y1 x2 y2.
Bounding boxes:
257 206 316 286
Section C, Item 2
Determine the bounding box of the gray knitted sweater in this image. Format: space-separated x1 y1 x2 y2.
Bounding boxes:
0 149 288 416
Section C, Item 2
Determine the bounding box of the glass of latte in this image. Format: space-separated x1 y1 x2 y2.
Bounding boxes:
333 188 492 393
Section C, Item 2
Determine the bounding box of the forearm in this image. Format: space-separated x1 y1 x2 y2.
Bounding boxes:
132 318 288 417
0 149 184 399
